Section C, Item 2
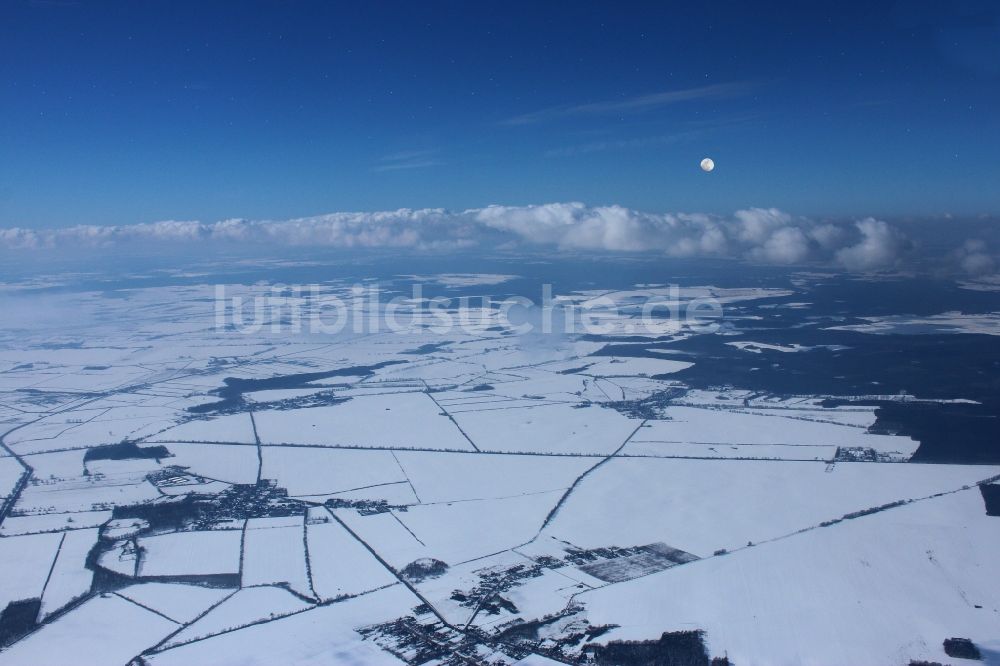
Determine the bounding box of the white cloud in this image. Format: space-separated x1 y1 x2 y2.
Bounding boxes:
833 218 906 272
807 223 846 251
952 239 996 275
749 226 810 264
0 204 910 272
733 207 792 245
0 228 46 249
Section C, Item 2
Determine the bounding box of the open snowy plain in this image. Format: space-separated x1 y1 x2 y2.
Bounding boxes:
0 264 997 666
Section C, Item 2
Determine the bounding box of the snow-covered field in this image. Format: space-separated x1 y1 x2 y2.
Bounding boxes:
579 489 1000 666
0 274 995 666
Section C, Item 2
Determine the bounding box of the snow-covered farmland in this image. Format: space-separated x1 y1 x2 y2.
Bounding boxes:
137 530 242 578
253 393 475 451
260 446 405 497
539 457 1000 556
145 586 415 665
450 401 637 455
579 488 1000 665
38 528 98 620
0 272 996 665
241 517 313 598
0 594 178 666
630 405 918 459
305 513 398 600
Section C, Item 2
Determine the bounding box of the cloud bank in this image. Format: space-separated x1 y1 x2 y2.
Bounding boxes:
0 203 910 272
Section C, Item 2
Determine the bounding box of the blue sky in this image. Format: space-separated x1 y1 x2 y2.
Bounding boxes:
1 0 999 228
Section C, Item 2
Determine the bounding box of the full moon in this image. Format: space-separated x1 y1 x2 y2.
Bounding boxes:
700 157 715 172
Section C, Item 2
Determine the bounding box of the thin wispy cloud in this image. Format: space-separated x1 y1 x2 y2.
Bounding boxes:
502 81 757 126
544 114 761 157
545 131 698 157
372 160 442 172
372 149 443 172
